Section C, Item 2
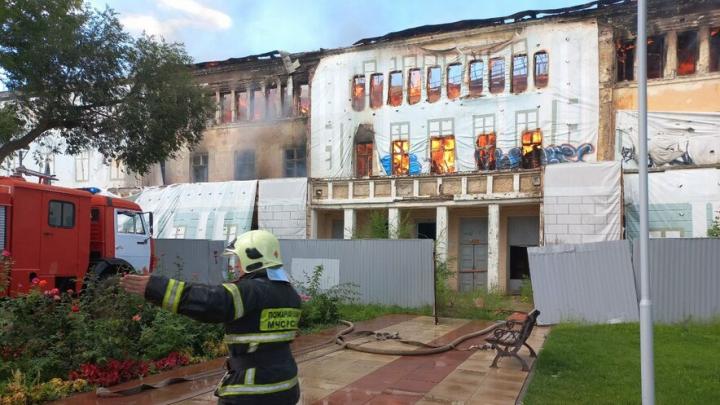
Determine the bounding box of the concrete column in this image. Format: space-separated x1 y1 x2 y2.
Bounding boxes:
698 26 710 74
214 90 221 123
286 76 294 116
388 207 400 239
343 208 356 240
487 204 500 292
230 89 236 122
260 82 267 119
664 31 678 78
310 209 318 239
436 206 449 263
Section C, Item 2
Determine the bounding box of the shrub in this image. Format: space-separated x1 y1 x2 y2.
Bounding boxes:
294 265 358 328
708 211 720 238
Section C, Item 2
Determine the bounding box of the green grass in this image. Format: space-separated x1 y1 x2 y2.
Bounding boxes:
523 322 720 405
298 303 431 334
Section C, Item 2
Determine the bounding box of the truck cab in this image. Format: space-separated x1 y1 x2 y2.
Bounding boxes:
0 176 152 297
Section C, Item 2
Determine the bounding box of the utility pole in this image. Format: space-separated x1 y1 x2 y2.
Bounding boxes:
637 0 655 403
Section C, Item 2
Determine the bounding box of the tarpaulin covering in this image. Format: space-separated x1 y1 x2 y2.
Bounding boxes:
258 178 308 239
310 20 599 178
615 110 720 169
624 168 720 239
544 162 622 244
134 181 257 241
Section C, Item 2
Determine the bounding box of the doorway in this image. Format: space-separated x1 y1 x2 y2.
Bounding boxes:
507 216 539 293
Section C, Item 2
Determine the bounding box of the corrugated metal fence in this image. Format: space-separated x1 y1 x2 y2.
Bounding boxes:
153 239 435 308
529 238 720 325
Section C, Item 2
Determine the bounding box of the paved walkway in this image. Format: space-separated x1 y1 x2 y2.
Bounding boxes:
53 315 549 405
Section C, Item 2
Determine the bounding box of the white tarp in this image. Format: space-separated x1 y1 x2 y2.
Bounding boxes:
258 178 308 239
134 181 257 240
624 168 720 238
544 162 622 244
615 110 720 169
310 20 599 178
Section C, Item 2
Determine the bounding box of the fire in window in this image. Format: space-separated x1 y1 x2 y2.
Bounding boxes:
512 54 528 93
298 84 310 115
431 136 456 174
534 51 549 88
388 71 403 107
427 66 441 103
267 86 279 119
446 63 461 100
469 60 483 96
237 91 248 121
391 140 409 175
616 39 635 82
710 27 720 72
356 142 373 177
221 93 233 123
476 133 496 171
370 73 384 109
407 68 421 105
647 35 665 79
521 129 543 169
351 75 366 111
677 30 698 76
489 57 505 93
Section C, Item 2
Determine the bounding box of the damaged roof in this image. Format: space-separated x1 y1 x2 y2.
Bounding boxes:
194 49 323 72
353 0 633 46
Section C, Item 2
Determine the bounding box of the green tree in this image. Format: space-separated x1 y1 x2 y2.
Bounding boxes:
0 0 213 174
708 211 720 238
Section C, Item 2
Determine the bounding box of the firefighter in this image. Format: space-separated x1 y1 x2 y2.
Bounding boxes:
119 230 302 404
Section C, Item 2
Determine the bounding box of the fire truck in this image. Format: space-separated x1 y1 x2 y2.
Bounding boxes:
0 168 153 297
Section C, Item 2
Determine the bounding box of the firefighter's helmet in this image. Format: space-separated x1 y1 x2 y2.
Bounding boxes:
223 230 283 273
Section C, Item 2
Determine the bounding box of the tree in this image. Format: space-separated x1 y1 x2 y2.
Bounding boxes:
0 0 213 174
708 211 720 238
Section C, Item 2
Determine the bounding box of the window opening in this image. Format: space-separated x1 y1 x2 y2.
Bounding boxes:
117 211 145 234
48 201 75 228
221 92 233 123
252 89 265 120
534 51 549 88
298 84 310 115
237 91 248 121
469 60 484 96
426 66 441 103
266 86 279 119
677 30 698 76
369 73 384 109
284 146 306 177
474 115 496 170
446 63 461 99
351 75 366 111
391 140 409 175
234 150 255 180
711 27 720 72
647 35 665 79
616 39 635 81
355 142 373 177
512 54 528 93
75 151 89 182
388 71 403 107
521 129 543 169
489 57 505 93
407 68 421 105
191 153 208 182
429 119 455 174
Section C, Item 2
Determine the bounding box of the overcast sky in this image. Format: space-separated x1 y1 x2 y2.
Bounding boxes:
89 0 582 63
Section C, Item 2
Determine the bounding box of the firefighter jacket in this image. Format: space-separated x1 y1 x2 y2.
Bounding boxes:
145 270 302 402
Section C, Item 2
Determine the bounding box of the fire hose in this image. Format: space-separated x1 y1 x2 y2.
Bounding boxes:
96 319 499 398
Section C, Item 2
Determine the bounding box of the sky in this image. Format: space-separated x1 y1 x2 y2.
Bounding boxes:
89 0 583 63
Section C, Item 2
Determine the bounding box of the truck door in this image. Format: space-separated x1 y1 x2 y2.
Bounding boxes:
41 196 80 277
115 209 151 271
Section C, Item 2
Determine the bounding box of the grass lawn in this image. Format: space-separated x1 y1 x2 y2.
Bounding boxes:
523 322 720 405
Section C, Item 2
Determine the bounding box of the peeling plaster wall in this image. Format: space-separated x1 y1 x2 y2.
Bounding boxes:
310 20 600 179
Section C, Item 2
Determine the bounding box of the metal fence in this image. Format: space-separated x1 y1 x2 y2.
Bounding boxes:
528 238 720 325
153 238 435 308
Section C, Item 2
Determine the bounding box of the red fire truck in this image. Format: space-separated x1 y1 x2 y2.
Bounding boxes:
0 171 153 297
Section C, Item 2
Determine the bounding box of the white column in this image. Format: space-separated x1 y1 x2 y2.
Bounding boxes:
310 209 318 239
388 207 400 239
436 206 449 263
487 204 500 292
698 26 710 74
343 208 356 240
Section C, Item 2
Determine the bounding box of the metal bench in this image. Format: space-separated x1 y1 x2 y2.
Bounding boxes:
485 309 540 371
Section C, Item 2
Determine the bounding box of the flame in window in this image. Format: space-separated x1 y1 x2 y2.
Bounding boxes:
352 75 366 111
476 132 496 170
407 69 421 105
388 71 403 107
521 129 543 169
431 136 456 174
392 140 409 175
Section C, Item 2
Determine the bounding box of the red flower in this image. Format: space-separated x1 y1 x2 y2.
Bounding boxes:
38 280 48 288
53 295 61 301
1 250 10 257
71 305 80 313
31 277 39 285
132 314 141 322
49 288 59 295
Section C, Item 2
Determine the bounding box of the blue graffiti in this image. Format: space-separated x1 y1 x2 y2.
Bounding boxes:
544 143 595 164
380 153 421 175
494 147 523 170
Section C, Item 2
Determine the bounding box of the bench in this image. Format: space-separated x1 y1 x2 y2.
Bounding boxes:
484 309 540 371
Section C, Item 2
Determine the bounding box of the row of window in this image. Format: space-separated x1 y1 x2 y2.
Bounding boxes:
351 51 549 111
190 146 307 182
354 115 544 177
72 151 124 182
217 84 310 124
617 27 720 81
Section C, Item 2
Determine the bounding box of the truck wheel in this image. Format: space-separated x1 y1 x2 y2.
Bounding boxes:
83 260 134 293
